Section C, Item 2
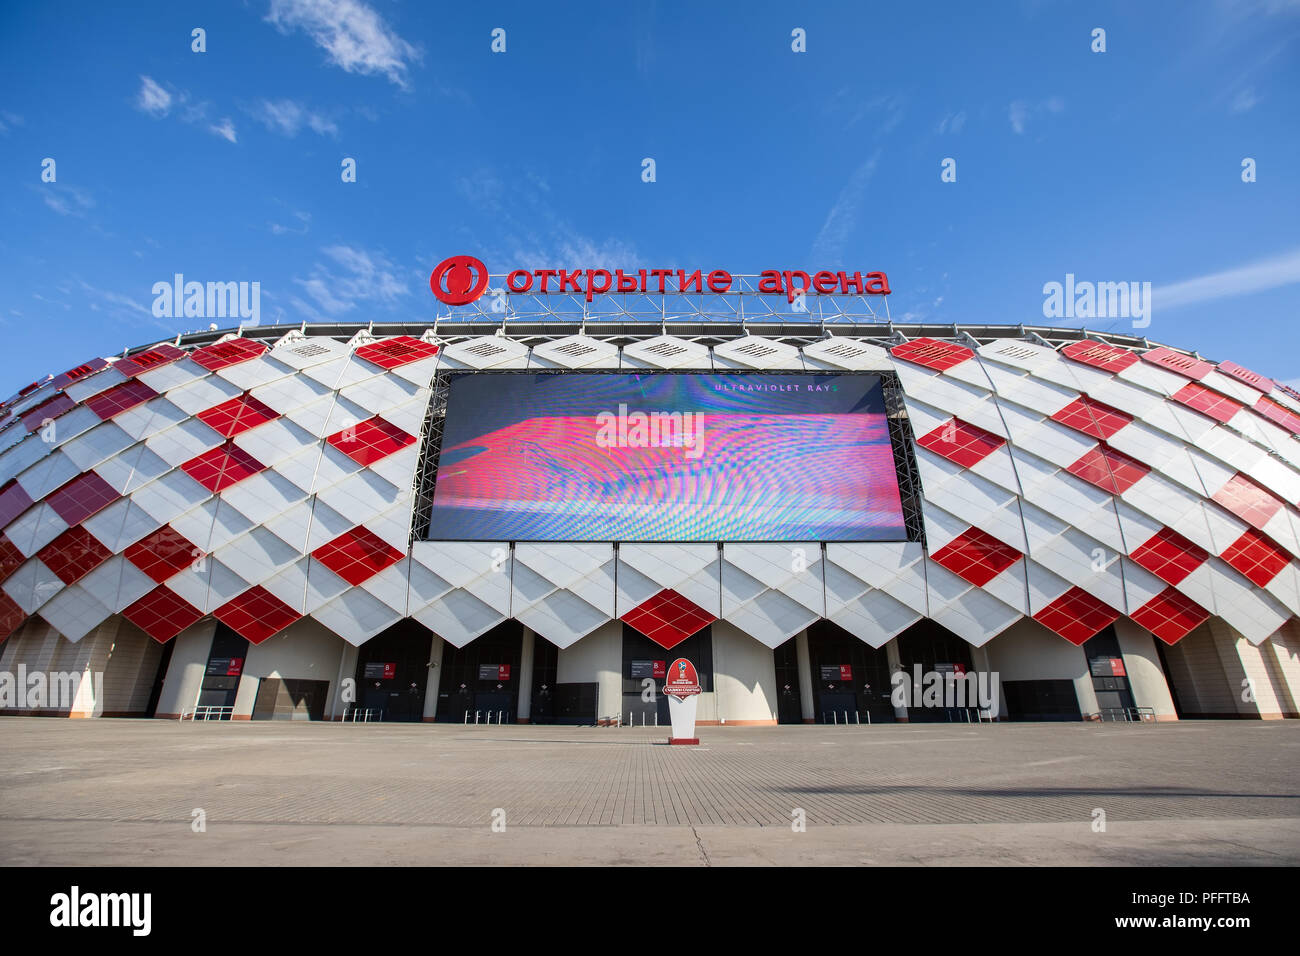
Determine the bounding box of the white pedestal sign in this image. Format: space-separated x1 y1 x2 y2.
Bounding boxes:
663 658 701 745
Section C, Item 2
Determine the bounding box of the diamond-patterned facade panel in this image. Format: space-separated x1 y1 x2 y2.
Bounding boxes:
1128 527 1209 586
1130 586 1211 644
312 526 405 586
621 588 715 650
1059 339 1139 373
354 336 440 370
122 585 204 643
124 525 199 584
1066 443 1151 495
213 585 301 644
190 338 268 372
45 472 121 526
890 337 975 372
916 418 1006 468
36 526 111 585
1220 528 1291 587
0 589 25 640
326 416 416 466
181 442 266 493
1032 586 1120 645
196 393 281 438
1211 473 1285 531
1171 382 1242 424
1049 395 1132 440
929 527 1022 587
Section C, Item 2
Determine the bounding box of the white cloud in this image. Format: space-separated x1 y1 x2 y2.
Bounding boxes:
41 184 95 218
1230 87 1259 112
250 98 338 137
136 76 173 117
266 0 421 89
809 150 881 266
209 118 238 143
936 111 966 135
1009 97 1064 135
0 111 22 135
291 244 409 318
1153 246 1300 310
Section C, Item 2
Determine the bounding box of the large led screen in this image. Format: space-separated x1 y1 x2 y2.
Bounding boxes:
424 372 906 542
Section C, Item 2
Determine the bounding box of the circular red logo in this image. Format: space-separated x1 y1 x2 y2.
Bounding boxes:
430 255 489 306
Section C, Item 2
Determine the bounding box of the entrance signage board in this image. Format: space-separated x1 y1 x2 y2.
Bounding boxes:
664 658 701 745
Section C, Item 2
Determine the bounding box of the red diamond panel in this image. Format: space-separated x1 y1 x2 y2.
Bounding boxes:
1220 528 1291 587
1130 586 1210 645
48 358 109 392
125 526 199 584
0 590 25 641
213 585 300 644
46 472 121 526
916 418 1006 468
621 588 715 651
1129 527 1208 586
0 480 34 530
37 526 111 585
326 416 416 466
1050 395 1132 440
21 393 75 432
889 337 975 372
1060 340 1138 373
1141 346 1212 381
1172 382 1243 424
0 534 24 582
85 379 157 420
1212 473 1283 531
1217 361 1273 395
1065 443 1151 495
122 586 203 643
116 344 186 378
181 442 266 492
930 526 1022 586
354 336 440 370
312 527 404 585
1254 396 1300 436
190 338 268 372
196 393 280 438
1033 587 1120 645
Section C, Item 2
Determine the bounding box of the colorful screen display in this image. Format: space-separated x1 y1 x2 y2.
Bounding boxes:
424 372 906 542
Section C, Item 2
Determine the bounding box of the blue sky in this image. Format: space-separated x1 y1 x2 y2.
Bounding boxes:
1 0 1298 395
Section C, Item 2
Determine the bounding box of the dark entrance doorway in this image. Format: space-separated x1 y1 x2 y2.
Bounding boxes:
196 626 249 718
805 621 895 723
773 638 804 724
353 619 434 721
621 623 711 728
435 621 523 722
895 619 976 722
1082 627 1136 716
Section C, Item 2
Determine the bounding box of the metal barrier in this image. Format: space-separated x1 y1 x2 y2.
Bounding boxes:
185 705 234 721
342 707 380 722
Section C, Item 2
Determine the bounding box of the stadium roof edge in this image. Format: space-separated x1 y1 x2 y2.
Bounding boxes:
131 321 1201 362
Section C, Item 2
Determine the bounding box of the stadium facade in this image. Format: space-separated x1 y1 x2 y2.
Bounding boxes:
1 316 1298 724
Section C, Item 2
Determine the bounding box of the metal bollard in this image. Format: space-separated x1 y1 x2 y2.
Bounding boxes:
855 711 860 725
498 710 504 724
464 710 468 724
475 710 481 725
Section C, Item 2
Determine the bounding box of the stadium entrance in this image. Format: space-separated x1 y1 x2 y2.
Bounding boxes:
434 621 523 722
805 621 896 723
352 620 434 722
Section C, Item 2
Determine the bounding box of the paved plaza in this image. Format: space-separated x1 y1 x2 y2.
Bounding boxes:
1 719 1297 865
